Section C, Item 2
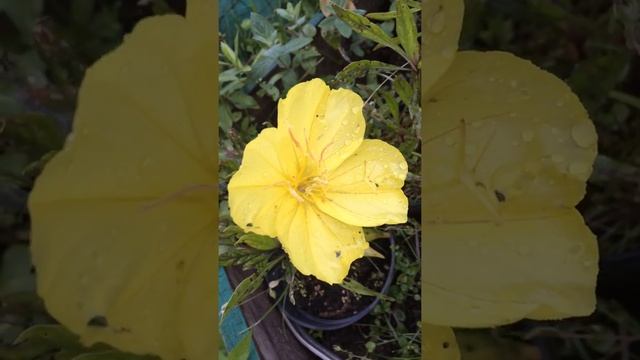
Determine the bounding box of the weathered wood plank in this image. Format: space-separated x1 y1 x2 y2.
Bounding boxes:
225 266 317 360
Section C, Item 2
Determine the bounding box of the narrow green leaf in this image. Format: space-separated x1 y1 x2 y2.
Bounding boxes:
220 42 241 69
227 91 259 110
334 60 404 84
220 273 264 322
393 75 413 106
332 5 407 59
364 247 385 259
236 233 280 251
227 331 253 360
340 279 394 301
382 91 400 121
13 325 80 348
396 0 419 63
366 7 420 21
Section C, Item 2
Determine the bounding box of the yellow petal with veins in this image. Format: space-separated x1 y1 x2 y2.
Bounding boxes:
276 201 368 284
314 140 409 227
277 79 365 172
228 127 300 237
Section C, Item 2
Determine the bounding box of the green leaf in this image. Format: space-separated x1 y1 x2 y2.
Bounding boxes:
250 13 276 45
219 102 233 132
227 91 259 110
334 18 353 38
227 331 253 360
220 273 265 322
236 233 280 251
221 42 244 70
334 60 404 84
332 5 407 60
0 0 43 42
340 279 394 301
396 0 419 63
366 7 420 21
392 74 413 106
364 247 385 259
13 325 81 349
0 244 35 296
280 36 313 54
382 91 400 121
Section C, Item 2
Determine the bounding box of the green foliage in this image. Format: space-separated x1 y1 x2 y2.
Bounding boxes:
223 330 253 360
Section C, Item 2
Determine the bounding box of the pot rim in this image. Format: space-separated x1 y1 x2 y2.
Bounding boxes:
274 235 397 331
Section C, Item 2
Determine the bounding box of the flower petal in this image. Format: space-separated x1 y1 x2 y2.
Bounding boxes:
228 127 300 237
30 198 217 359
424 51 597 224
314 139 409 227
276 202 368 284
423 209 598 327
424 323 460 360
278 79 365 171
29 9 216 360
422 0 464 92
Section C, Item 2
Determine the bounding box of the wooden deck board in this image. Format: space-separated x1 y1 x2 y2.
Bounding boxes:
225 266 317 360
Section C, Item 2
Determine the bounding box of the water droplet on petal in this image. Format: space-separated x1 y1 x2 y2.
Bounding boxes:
571 122 596 148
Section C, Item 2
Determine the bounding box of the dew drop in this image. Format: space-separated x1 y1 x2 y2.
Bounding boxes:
571 122 596 148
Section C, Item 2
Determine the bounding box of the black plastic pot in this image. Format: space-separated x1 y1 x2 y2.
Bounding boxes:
267 236 396 360
273 236 396 331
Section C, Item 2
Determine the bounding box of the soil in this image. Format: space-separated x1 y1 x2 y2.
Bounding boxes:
291 240 391 319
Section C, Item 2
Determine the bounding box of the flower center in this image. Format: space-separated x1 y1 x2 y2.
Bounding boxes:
289 175 328 202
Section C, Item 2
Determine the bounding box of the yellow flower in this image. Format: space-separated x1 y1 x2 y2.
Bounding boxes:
228 78 409 284
423 0 598 358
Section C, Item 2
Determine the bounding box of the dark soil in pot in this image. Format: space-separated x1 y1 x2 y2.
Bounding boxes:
290 242 390 320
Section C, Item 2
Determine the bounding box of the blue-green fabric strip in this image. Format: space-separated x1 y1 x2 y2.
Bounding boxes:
218 267 260 360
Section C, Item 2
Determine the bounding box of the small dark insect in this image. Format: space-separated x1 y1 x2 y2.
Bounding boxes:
494 190 506 202
335 250 341 258
87 315 108 328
